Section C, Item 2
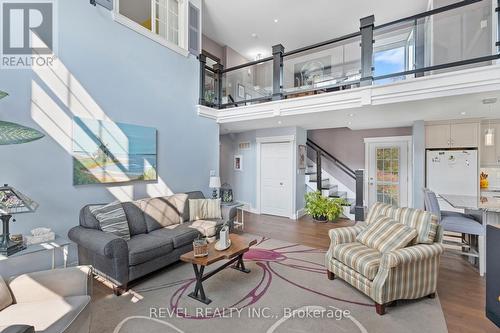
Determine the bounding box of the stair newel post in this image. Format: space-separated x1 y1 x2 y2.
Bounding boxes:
271 44 285 101
213 63 224 109
355 169 365 221
198 53 207 106
316 149 322 193
359 15 375 87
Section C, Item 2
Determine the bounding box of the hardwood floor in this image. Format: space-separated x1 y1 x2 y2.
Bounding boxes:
237 212 498 333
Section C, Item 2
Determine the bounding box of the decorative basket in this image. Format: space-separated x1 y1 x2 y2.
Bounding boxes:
193 238 208 257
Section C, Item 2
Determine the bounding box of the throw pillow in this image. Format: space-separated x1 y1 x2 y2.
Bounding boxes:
393 207 439 245
189 198 222 221
140 194 189 232
356 215 418 253
89 201 131 240
0 276 13 311
189 220 218 237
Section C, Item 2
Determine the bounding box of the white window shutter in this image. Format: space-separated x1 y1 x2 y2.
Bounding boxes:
188 3 200 55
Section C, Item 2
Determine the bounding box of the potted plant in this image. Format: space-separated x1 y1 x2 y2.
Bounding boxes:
305 191 347 222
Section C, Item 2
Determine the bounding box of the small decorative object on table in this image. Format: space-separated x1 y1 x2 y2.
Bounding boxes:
215 222 231 251
24 227 56 245
221 183 233 203
193 237 208 258
480 171 489 189
0 184 39 256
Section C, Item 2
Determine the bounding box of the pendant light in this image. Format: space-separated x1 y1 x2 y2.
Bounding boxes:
483 98 497 147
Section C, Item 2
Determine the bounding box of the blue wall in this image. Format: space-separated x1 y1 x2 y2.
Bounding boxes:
0 0 219 244
220 127 307 218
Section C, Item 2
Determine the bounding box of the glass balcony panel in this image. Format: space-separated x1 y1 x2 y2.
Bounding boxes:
221 60 273 105
282 36 362 96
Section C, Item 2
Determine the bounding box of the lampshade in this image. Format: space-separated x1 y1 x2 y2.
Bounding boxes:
0 185 39 215
485 128 495 147
209 176 221 189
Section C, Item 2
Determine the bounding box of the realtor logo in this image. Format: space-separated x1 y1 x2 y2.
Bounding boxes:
1 0 57 69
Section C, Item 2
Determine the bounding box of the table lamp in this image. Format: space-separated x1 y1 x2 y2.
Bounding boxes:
0 185 39 255
209 176 221 199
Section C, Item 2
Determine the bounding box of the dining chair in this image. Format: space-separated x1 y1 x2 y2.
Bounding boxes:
423 189 485 276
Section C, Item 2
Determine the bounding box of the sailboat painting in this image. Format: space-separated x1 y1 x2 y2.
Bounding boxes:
72 117 157 185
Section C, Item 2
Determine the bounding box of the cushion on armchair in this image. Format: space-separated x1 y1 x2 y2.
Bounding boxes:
0 277 12 311
356 216 418 253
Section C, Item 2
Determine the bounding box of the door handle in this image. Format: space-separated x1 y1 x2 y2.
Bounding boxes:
280 182 284 186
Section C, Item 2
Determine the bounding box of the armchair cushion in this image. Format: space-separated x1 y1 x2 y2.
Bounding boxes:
0 277 12 311
0 296 90 333
356 216 417 253
331 243 382 280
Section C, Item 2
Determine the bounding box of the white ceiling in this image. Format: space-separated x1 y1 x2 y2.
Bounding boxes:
219 91 500 134
203 0 431 61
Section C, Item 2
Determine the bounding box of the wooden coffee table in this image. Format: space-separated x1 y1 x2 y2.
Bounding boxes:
180 234 257 304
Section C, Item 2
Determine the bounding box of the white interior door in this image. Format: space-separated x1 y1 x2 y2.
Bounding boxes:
366 139 411 208
260 142 293 217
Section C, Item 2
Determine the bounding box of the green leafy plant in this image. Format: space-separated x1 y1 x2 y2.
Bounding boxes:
305 191 347 222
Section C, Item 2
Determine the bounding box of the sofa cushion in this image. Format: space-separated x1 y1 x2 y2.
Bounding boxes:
122 201 148 236
188 220 218 237
393 207 439 245
189 198 222 221
127 234 174 266
356 216 418 253
140 194 189 233
0 296 90 333
89 202 130 240
183 191 206 222
331 243 381 280
149 224 200 249
0 276 12 311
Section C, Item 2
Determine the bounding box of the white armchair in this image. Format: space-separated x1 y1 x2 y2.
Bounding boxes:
0 266 92 333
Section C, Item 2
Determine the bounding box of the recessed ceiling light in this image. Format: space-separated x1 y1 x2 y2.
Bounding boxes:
278 120 282 125
251 33 258 38
349 113 355 117
273 19 279 23
460 111 466 115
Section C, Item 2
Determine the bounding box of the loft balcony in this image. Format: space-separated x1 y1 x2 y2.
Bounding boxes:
197 0 500 127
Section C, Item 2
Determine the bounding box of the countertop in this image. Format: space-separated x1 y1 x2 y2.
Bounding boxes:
440 194 500 212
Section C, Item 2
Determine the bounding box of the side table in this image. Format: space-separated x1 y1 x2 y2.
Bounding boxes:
0 235 71 269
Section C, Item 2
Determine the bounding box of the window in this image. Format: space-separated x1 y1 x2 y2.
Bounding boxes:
188 3 200 55
113 0 193 56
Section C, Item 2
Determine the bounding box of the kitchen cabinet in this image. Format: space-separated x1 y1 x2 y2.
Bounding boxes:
426 123 479 149
481 123 500 166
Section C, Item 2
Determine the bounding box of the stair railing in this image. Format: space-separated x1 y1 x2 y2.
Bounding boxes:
306 138 365 221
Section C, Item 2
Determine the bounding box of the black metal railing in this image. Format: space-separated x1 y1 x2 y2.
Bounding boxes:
306 139 365 221
199 0 500 109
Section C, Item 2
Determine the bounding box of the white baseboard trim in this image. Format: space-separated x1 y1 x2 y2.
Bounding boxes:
294 208 306 220
237 201 259 214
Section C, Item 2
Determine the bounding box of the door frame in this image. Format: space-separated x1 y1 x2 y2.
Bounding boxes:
364 136 413 208
256 135 296 219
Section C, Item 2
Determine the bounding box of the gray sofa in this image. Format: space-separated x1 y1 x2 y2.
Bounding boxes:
68 191 237 294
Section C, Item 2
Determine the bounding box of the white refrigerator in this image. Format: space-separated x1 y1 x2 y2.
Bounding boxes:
426 149 478 197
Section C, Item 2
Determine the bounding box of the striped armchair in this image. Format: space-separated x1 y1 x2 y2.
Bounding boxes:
325 203 444 315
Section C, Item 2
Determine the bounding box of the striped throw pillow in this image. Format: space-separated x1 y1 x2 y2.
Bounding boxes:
356 216 418 253
393 207 439 244
90 202 130 240
189 199 222 221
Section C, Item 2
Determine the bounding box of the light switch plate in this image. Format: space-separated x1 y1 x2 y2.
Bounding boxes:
480 20 488 29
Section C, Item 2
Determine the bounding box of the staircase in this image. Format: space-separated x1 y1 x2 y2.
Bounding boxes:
305 139 365 221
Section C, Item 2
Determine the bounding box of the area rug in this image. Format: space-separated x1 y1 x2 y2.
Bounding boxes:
90 236 448 333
